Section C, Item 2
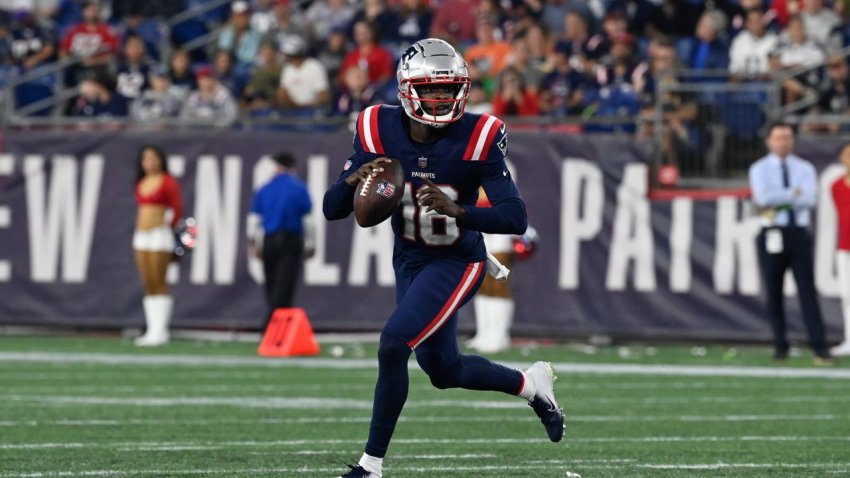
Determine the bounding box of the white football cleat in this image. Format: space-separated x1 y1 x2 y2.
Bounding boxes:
525 361 565 442
830 342 850 357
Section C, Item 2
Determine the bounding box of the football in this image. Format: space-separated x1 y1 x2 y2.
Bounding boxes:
353 158 405 227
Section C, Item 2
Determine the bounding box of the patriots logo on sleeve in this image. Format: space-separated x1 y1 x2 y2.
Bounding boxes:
497 135 507 157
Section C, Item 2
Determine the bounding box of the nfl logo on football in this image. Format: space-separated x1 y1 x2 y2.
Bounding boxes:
417 156 428 169
376 179 396 199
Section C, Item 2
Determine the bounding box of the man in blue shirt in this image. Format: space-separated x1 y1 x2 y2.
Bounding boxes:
749 122 831 364
248 152 314 325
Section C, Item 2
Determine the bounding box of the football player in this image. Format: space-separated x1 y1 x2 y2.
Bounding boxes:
323 38 564 478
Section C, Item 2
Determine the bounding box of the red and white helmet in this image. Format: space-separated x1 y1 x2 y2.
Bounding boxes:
397 38 470 128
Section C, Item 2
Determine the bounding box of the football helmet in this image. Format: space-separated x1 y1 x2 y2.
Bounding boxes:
397 38 470 128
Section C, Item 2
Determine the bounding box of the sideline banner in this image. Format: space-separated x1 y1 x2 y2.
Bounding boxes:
0 130 845 341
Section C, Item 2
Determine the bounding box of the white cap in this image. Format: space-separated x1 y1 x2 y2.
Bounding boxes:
232 1 249 13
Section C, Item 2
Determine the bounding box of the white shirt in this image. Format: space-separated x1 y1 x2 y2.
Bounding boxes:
749 153 818 228
280 58 329 107
729 30 778 75
802 9 841 48
775 38 825 69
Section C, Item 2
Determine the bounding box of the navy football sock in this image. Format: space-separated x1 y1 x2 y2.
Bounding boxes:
417 350 523 394
453 354 524 393
365 332 412 458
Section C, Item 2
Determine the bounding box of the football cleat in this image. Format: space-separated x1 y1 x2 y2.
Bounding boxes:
526 361 565 442
338 464 380 478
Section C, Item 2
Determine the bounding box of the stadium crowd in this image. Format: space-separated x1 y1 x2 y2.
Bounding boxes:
2 0 850 129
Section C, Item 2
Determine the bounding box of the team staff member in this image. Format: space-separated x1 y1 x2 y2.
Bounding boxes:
247 152 314 326
134 145 182 347
831 143 850 357
749 122 831 364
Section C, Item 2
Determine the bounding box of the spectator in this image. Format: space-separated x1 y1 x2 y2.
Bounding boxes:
749 122 831 365
180 66 238 126
430 0 479 46
212 49 245 97
465 14 512 84
539 41 588 117
304 0 356 42
604 1 661 38
492 66 540 117
250 0 279 35
69 71 129 117
809 57 850 133
278 34 331 110
167 48 197 93
771 15 825 103
60 1 120 84
393 0 433 55
131 65 184 122
505 28 547 94
541 0 594 38
678 10 729 71
267 0 312 52
560 10 591 53
350 0 400 46
635 37 697 167
597 32 640 87
217 1 262 71
801 0 841 52
242 41 283 113
116 35 152 100
116 14 165 61
9 11 55 71
339 20 394 85
317 25 350 85
334 64 381 120
729 8 779 78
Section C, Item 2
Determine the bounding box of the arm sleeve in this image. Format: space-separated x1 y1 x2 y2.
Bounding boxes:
456 125 527 234
749 162 795 207
322 152 373 220
792 162 818 208
323 112 381 220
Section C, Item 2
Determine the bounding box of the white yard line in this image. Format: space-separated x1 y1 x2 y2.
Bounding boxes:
1 393 847 410
3 435 850 451
2 352 850 379
2 462 850 478
0 413 842 428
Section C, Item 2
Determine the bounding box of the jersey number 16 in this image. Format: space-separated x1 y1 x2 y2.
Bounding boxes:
400 182 460 246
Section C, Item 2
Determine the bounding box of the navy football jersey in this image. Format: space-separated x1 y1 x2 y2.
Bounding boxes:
324 105 527 275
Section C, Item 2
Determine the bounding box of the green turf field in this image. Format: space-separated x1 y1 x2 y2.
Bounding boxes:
1 336 849 478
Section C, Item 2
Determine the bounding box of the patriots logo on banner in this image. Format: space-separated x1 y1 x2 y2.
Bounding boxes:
344 159 353 170
417 156 428 169
376 179 396 199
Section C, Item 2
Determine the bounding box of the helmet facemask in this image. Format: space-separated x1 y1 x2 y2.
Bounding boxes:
400 77 470 128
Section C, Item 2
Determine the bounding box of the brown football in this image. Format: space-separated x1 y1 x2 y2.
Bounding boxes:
353 158 405 227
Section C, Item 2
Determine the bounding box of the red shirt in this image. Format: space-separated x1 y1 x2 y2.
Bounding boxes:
61 23 119 58
136 175 182 228
832 176 850 251
340 45 394 85
492 91 540 117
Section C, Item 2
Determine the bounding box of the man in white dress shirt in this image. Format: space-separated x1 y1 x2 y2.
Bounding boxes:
749 122 832 364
